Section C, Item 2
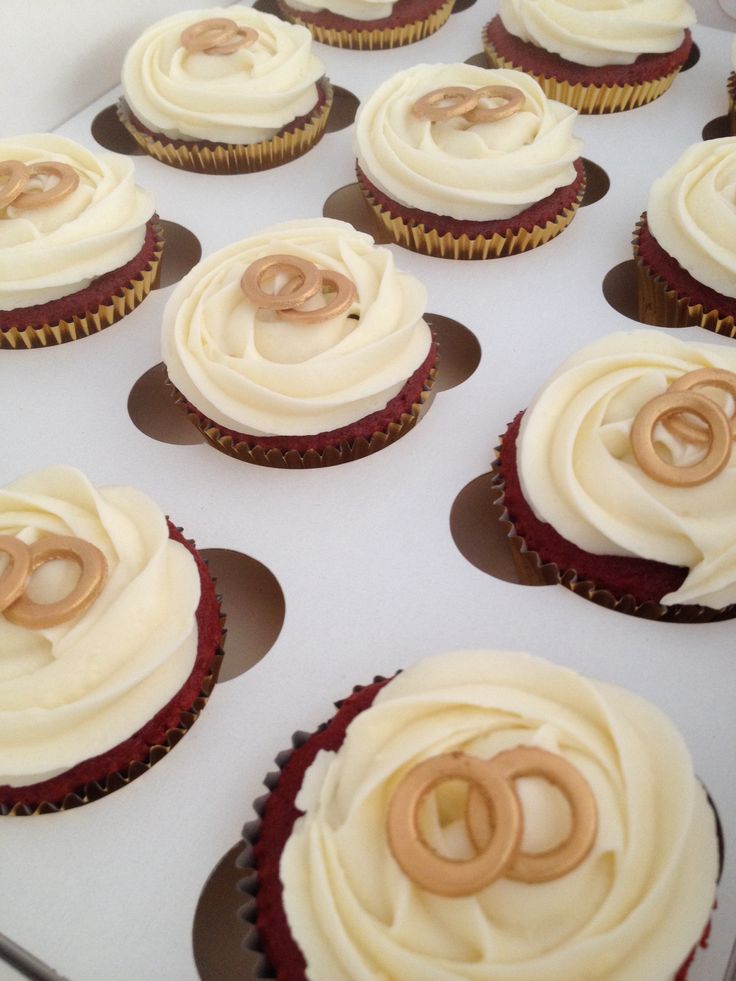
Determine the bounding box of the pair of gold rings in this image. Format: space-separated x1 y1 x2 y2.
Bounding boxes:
0 160 79 211
412 85 525 124
387 746 597 897
181 18 258 55
241 255 356 325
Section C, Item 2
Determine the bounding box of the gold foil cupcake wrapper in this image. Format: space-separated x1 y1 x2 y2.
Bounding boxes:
358 175 584 260
280 0 453 50
170 366 437 468
633 219 736 338
489 443 736 623
0 220 164 350
117 82 333 174
484 42 682 114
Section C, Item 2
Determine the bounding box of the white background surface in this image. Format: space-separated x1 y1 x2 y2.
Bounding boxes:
1 4 736 981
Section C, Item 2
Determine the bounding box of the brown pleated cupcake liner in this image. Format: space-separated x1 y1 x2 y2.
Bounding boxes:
357 178 583 260
0 220 164 350
490 444 736 623
633 218 736 338
168 365 437 468
116 83 333 174
3 535 226 817
484 41 682 114
728 72 736 134
279 0 453 50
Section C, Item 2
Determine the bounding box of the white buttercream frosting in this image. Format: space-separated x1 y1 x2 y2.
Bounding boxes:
280 650 718 981
517 330 736 607
162 218 432 437
287 0 393 24
121 7 326 145
354 65 582 222
498 0 695 68
0 468 200 788
647 138 736 299
0 135 153 311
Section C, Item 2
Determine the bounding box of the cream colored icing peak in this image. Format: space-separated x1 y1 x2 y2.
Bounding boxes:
0 134 153 311
517 330 736 608
647 138 736 299
0 467 200 787
161 218 432 437
498 0 695 67
287 0 393 23
279 650 717 980
121 7 325 145
354 64 582 222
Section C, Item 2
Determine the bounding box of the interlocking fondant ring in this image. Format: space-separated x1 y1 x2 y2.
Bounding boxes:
181 18 258 55
241 255 356 324
631 390 731 487
0 160 79 211
412 85 525 124
387 746 597 897
664 368 736 445
0 534 108 630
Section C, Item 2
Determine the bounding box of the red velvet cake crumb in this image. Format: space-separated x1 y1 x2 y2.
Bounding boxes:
278 0 448 31
485 16 692 86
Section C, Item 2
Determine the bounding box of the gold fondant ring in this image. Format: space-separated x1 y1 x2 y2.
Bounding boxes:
1 535 108 630
13 163 79 211
631 390 731 487
0 536 32 612
241 254 322 311
387 752 521 897
412 87 479 122
181 18 258 55
665 368 736 445
466 746 598 883
465 85 525 124
279 270 356 324
0 160 29 210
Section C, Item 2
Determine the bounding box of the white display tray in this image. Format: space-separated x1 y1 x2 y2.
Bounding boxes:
1 6 735 979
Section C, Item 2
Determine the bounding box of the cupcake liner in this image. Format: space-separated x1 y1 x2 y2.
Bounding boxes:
633 217 736 338
490 436 736 623
0 219 164 350
277 0 453 50
167 361 437 469
483 41 682 114
356 165 585 260
729 72 736 134
1 524 225 816
116 81 333 174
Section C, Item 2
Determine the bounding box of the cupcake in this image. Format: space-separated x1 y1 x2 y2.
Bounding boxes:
484 0 695 114
0 467 223 815
493 330 736 621
241 650 719 980
634 138 736 338
162 218 437 468
354 65 585 260
118 8 332 173
729 37 736 134
0 135 162 349
276 0 453 50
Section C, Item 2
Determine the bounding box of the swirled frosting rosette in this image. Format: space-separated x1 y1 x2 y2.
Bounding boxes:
635 139 736 337
0 467 222 814
162 218 435 467
0 134 161 349
354 65 585 259
245 650 718 980
484 1 695 113
494 330 736 619
119 8 331 173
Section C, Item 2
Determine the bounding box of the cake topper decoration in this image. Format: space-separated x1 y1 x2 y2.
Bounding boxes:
631 368 736 486
180 18 258 55
0 535 108 629
387 746 597 897
241 254 356 324
0 161 79 211
412 85 524 124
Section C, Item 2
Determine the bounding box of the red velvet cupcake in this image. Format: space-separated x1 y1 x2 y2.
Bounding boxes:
484 10 693 114
162 219 437 468
0 135 162 349
0 468 223 816
354 65 585 260
238 651 720 979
